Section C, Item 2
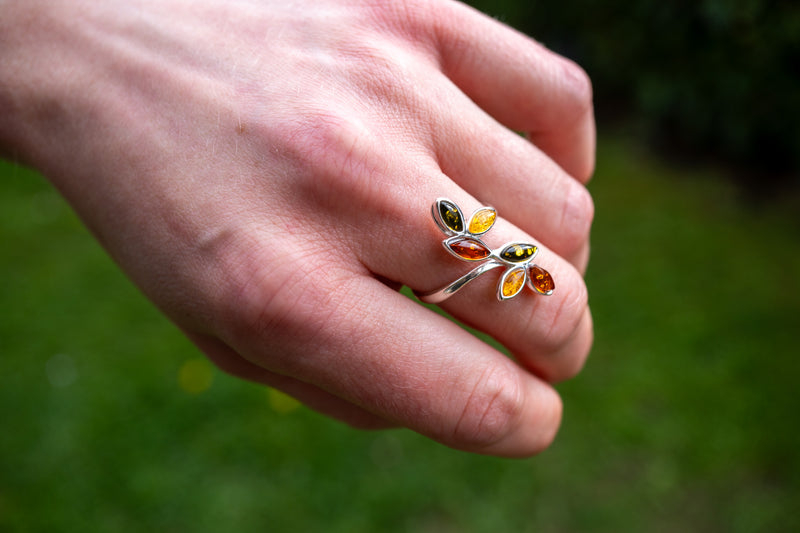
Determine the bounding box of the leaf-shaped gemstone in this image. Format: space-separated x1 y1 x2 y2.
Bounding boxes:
438 200 463 233
528 265 555 295
499 267 526 300
500 243 537 263
467 207 496 235
446 237 491 261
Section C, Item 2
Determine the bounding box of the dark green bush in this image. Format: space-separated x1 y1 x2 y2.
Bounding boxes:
468 0 800 186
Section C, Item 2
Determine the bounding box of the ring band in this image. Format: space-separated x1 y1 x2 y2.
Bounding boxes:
415 198 555 303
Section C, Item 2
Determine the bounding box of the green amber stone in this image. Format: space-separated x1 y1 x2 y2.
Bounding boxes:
439 201 463 232
500 243 537 263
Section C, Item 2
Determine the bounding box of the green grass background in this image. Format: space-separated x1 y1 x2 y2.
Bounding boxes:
1 135 799 532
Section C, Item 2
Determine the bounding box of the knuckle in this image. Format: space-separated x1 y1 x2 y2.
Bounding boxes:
546 333 591 383
216 239 368 377
278 107 391 207
286 109 373 179
563 342 591 381
363 0 436 43
534 391 563 453
213 240 292 344
558 184 595 256
452 364 526 450
559 58 594 118
540 274 589 353
211 230 331 358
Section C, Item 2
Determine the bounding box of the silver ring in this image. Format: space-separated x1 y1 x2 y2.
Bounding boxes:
415 198 555 303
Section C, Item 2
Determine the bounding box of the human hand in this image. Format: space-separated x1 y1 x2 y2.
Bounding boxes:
0 0 594 456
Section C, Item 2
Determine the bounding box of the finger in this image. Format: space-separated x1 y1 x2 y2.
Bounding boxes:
441 278 594 384
283 126 592 384
186 331 395 430
342 184 592 384
427 0 595 181
572 241 591 275
212 260 563 457
262 108 590 386
429 240 593 384
425 75 594 263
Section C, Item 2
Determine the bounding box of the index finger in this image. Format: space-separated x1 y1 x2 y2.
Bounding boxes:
216 263 562 457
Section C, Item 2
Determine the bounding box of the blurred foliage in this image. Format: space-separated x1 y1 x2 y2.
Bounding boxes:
2 137 799 531
467 0 800 187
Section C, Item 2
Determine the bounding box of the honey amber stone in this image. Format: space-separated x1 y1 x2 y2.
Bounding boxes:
500 243 537 263
529 265 555 294
447 237 491 260
468 208 496 235
438 200 463 232
501 268 526 299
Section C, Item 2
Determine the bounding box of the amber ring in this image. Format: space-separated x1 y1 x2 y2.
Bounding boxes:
415 198 555 304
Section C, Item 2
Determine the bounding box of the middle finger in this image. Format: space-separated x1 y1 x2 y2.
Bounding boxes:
428 76 595 270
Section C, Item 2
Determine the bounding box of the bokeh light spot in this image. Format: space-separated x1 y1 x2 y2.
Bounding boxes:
267 388 301 414
178 358 214 394
45 353 78 388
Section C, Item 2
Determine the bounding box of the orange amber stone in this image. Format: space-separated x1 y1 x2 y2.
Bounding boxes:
468 208 496 235
447 238 491 260
500 243 537 263
529 265 555 294
501 268 526 299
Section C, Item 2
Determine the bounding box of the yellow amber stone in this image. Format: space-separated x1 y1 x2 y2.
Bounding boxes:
529 265 555 294
468 208 496 234
501 268 526 298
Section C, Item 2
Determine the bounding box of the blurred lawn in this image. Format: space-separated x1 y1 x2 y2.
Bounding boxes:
1 135 799 532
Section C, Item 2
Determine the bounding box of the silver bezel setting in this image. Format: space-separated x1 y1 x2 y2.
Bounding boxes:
417 198 554 303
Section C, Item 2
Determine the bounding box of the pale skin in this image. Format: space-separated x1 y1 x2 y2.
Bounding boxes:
0 0 595 457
